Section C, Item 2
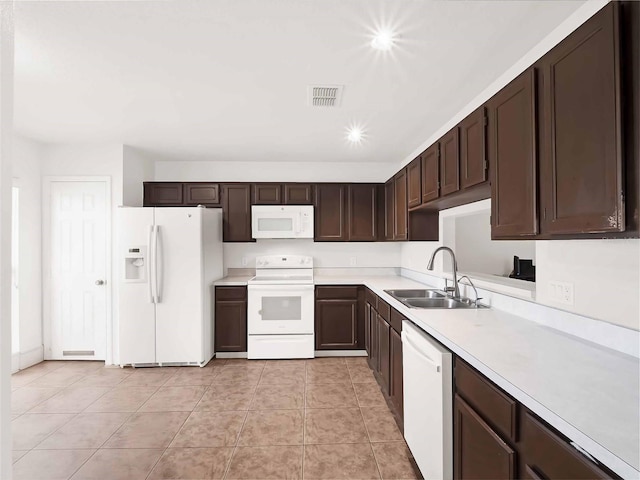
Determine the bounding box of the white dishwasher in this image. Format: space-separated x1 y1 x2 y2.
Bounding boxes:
402 320 453 480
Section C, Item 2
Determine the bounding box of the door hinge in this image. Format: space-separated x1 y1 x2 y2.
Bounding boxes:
483 115 488 127
483 160 488 171
436 181 440 189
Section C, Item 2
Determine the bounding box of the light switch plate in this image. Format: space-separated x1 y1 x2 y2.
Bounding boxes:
349 257 357 266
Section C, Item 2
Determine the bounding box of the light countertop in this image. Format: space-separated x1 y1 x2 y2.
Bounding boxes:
213 273 640 478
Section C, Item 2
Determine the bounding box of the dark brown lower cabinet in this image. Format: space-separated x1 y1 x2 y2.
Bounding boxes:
519 410 613 480
314 286 363 350
214 286 247 352
377 314 391 395
390 327 403 417
454 394 516 480
369 304 379 371
364 302 371 356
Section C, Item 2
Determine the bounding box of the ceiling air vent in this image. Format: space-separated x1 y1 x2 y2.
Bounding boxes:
308 85 344 107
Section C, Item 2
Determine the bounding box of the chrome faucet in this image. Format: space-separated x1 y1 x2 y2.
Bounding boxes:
427 246 460 299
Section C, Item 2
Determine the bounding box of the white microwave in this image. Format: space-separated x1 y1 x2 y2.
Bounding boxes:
251 205 314 239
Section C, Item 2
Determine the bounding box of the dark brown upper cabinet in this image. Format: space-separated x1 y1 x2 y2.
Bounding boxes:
460 107 488 189
440 127 460 197
384 180 395 241
421 143 440 203
407 157 422 208
314 184 347 241
252 183 282 205
539 2 624 235
143 182 183 206
394 169 408 240
184 183 220 206
488 68 538 239
284 184 314 205
222 184 254 242
347 184 378 241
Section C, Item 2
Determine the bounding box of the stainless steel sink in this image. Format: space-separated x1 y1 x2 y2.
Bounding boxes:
384 288 487 309
384 289 446 299
403 298 475 309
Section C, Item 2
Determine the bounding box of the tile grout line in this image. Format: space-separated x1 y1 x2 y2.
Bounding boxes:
221 362 264 480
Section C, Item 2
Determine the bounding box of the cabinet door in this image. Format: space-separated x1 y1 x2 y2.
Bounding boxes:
407 157 422 208
364 302 371 357
369 307 379 371
384 180 395 241
315 299 358 349
143 182 183 206
348 184 378 241
378 314 390 394
253 184 283 205
215 288 247 352
460 107 488 189
222 184 253 242
454 395 516 480
390 327 403 419
421 143 440 203
440 127 460 196
284 184 314 205
540 3 623 234
393 169 408 241
184 183 220 206
314 184 347 241
488 68 538 238
519 411 613 480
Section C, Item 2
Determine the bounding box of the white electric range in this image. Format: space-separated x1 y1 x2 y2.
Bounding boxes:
247 255 314 359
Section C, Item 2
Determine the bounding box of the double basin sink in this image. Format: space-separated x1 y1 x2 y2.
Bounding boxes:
384 289 487 309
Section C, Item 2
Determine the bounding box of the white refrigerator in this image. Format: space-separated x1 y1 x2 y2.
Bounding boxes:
118 207 223 366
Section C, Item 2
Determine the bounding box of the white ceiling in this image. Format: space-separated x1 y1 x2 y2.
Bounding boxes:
15 0 585 163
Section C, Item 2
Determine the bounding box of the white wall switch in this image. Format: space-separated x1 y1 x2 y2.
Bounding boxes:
349 256 357 266
241 257 248 267
548 280 574 306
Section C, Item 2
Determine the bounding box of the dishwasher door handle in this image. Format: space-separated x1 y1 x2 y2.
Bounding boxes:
403 333 441 373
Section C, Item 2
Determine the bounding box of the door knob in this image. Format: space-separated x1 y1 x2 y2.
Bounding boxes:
95 280 105 286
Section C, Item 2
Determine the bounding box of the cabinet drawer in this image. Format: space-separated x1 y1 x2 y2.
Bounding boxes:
215 286 247 301
316 286 359 300
455 359 517 442
520 410 613 479
377 299 390 321
389 308 404 333
365 289 377 309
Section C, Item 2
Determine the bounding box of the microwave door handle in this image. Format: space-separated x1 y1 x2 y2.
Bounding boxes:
295 212 302 234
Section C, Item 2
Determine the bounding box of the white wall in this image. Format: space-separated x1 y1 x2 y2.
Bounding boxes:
453 211 535 277
12 135 43 368
154 160 394 183
40 142 124 364
123 145 155 207
536 239 640 331
224 240 400 273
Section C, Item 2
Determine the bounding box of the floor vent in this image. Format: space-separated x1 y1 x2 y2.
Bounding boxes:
62 350 95 356
308 85 344 107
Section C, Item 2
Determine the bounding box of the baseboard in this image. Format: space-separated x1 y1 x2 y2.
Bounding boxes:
215 352 248 359
315 350 367 357
214 350 367 359
18 345 44 371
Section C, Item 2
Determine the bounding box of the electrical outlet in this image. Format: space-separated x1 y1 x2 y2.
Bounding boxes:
241 257 248 267
349 256 357 266
548 281 574 306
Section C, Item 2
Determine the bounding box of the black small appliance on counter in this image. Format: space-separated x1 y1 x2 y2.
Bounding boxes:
508 256 535 282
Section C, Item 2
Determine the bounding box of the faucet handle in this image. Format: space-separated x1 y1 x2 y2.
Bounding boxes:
443 286 456 296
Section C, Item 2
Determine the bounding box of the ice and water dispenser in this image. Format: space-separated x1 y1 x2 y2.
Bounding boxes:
123 246 147 282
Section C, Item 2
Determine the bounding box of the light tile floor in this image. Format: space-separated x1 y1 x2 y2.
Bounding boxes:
11 357 420 479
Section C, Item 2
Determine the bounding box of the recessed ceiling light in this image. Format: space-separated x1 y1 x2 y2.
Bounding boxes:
346 126 365 144
371 28 395 51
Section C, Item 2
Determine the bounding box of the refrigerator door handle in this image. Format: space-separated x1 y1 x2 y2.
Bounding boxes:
148 225 156 303
155 225 163 303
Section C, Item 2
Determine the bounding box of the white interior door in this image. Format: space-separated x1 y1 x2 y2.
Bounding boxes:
45 180 108 360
